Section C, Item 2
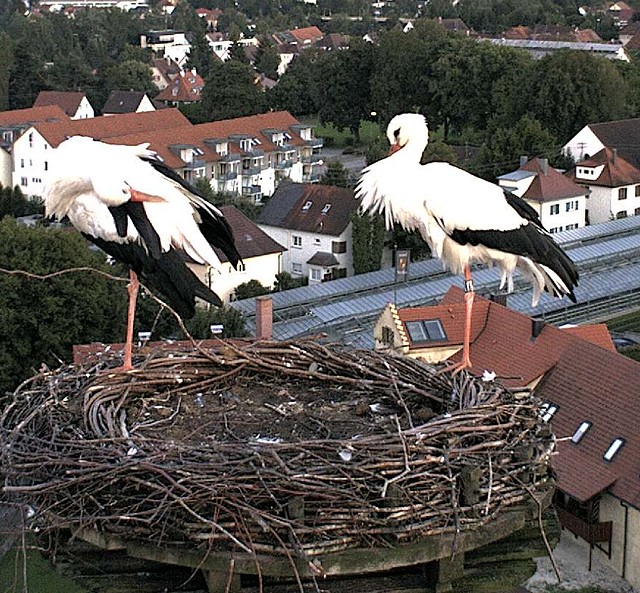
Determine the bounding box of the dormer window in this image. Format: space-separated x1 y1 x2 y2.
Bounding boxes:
404 319 446 343
321 203 331 214
604 438 624 461
302 200 313 212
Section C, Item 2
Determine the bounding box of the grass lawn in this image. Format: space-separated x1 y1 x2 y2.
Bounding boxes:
299 117 382 149
0 538 88 593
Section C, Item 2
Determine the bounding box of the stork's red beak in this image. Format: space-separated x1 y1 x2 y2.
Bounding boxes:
129 189 165 203
388 143 402 156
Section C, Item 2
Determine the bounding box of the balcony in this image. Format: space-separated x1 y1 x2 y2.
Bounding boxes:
276 144 296 155
219 153 241 164
305 137 324 149
184 159 206 171
555 506 612 546
301 153 323 165
241 166 262 177
302 173 321 183
216 170 238 182
275 159 294 170
242 184 262 197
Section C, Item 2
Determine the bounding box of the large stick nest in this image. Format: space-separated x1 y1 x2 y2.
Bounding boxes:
1 339 554 560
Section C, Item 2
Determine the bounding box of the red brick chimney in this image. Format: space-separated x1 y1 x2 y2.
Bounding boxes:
255 296 273 340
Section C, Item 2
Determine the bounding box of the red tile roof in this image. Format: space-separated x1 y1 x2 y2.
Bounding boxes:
568 147 640 187
32 109 192 148
257 182 359 236
290 26 324 44
399 287 640 507
218 206 285 262
99 111 310 170
155 70 205 103
0 105 69 128
519 157 586 202
33 91 86 117
409 287 616 388
536 339 640 507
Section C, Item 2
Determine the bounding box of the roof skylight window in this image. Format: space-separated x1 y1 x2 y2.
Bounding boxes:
540 403 558 423
571 421 591 444
302 201 313 211
321 203 331 214
604 438 624 461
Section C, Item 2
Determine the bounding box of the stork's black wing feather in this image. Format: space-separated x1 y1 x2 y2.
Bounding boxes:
84 233 222 317
140 155 242 268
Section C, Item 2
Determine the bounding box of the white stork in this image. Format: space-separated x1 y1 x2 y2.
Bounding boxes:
356 113 578 372
44 136 241 371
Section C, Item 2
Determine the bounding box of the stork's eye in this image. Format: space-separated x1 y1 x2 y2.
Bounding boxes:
393 128 401 139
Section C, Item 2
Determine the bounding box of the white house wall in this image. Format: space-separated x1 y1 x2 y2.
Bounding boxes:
257 224 353 280
0 148 12 188
191 251 282 304
533 196 586 233
74 97 95 119
588 494 640 592
564 126 605 162
11 128 51 199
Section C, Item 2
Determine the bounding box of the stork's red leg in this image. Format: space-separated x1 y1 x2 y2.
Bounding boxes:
122 270 139 371
437 266 474 375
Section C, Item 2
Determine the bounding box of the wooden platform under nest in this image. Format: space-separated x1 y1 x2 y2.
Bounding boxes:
0 339 556 592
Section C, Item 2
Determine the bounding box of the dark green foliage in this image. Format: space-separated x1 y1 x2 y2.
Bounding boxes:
183 305 248 338
0 185 42 218
273 271 306 291
234 279 270 300
268 50 323 116
201 60 266 121
0 218 127 395
320 160 351 188
350 211 385 274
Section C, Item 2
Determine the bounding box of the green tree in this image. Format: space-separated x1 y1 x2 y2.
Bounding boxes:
320 160 351 187
318 39 377 143
104 59 156 94
183 306 248 338
268 50 323 116
350 211 385 274
201 60 266 121
527 50 630 141
254 40 280 80
234 279 270 300
0 219 127 395
0 32 12 110
273 271 305 292
0 185 42 218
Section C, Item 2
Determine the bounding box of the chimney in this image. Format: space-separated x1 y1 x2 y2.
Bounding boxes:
489 293 507 307
540 158 549 175
519 155 528 167
612 148 618 165
531 318 546 340
255 295 273 340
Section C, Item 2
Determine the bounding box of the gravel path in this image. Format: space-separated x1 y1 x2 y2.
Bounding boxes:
525 530 636 592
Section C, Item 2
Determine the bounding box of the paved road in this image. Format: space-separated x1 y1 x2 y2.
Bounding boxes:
319 147 367 175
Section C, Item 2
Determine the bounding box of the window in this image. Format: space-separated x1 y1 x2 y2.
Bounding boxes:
604 438 624 461
549 227 560 233
565 223 578 230
20 159 24 169
635 207 640 216
292 235 302 248
292 263 303 275
332 241 347 254
636 185 640 197
20 177 27 186
540 403 558 422
565 200 578 212
619 187 628 200
550 204 560 215
310 268 322 281
301 200 313 212
404 319 446 343
321 203 331 214
44 161 48 171
571 421 591 444
381 326 394 346
314 238 321 245
616 211 628 219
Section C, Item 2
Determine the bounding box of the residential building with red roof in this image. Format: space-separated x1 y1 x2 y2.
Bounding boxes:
150 57 182 91
33 91 94 120
0 105 70 189
566 147 640 224
273 26 324 48
498 156 588 233
374 287 640 590
155 69 205 106
189 206 286 303
11 109 191 197
256 181 359 282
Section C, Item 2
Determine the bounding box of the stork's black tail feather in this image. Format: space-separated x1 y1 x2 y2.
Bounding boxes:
86 236 222 318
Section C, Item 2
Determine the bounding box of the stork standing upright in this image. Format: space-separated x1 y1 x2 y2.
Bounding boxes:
356 113 578 372
44 136 241 371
